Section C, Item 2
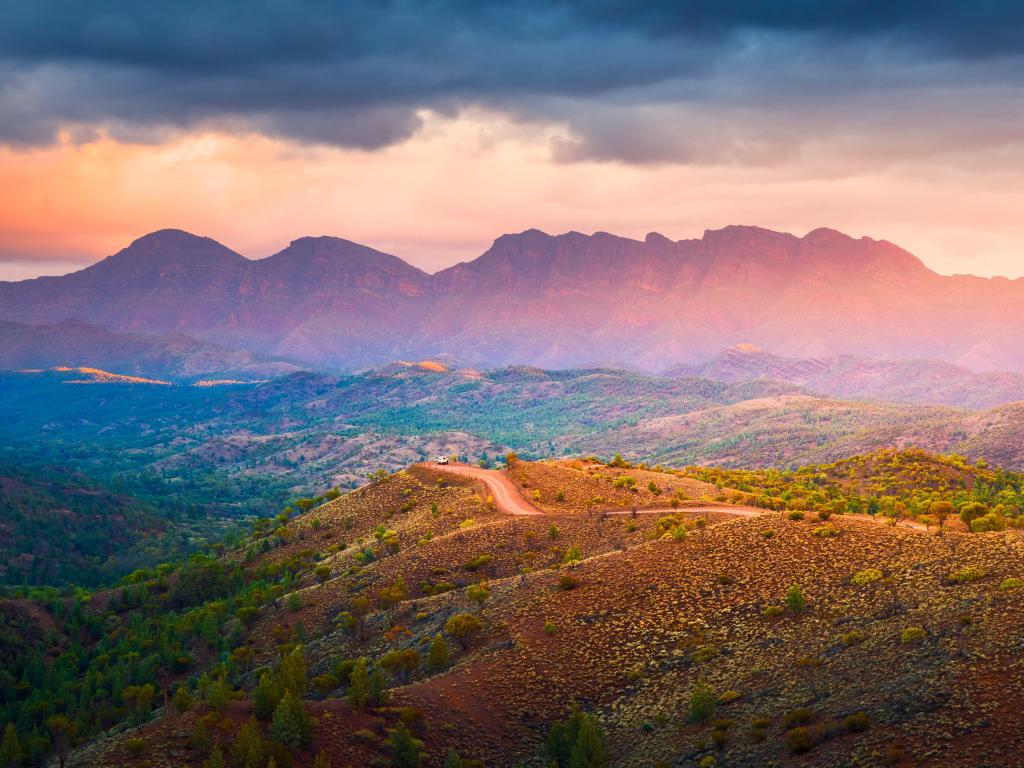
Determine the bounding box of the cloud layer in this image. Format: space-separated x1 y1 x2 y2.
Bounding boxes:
2 1 1024 164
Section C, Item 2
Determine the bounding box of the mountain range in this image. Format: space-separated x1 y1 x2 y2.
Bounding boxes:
4 225 1024 371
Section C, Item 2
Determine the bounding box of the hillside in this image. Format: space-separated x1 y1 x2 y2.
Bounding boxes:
6 452 1024 767
5 226 1024 371
0 462 213 586
669 345 1024 409
0 320 303 382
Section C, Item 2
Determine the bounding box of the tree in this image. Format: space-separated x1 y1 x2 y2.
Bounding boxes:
207 674 231 712
445 613 484 649
368 666 390 707
313 752 332 768
930 500 954 531
172 685 193 714
380 648 421 683
348 658 369 710
279 647 309 697
570 713 608 768
443 751 462 768
389 722 423 768
428 635 450 671
205 746 226 768
231 718 266 768
255 671 282 720
45 716 76 768
959 501 988 529
786 584 807 614
0 723 21 768
546 704 606 768
269 690 311 749
687 683 716 723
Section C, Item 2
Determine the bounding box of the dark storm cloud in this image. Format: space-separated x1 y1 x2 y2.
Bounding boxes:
1 1 1022 160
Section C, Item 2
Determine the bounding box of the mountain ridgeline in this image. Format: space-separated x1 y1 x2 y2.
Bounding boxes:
4 225 1024 371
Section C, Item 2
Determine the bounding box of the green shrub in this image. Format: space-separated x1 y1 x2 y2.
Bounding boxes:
762 605 784 618
782 708 813 730
950 567 985 584
843 712 870 732
785 584 807 614
787 511 805 521
693 645 721 663
842 629 867 646
1000 577 1024 591
557 574 579 591
850 569 883 586
687 683 717 723
761 529 775 539
717 690 742 705
785 726 815 754
812 524 840 538
900 627 927 644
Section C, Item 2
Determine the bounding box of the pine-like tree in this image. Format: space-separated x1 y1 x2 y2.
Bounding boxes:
231 718 265 768
0 724 21 768
569 714 608 768
368 666 390 707
254 671 282 720
268 690 311 748
347 658 368 710
389 722 422 768
204 745 226 768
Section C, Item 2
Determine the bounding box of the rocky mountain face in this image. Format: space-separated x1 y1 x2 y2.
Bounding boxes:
3 225 1024 371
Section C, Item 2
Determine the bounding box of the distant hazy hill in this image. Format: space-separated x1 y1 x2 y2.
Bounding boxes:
5 225 1024 371
0 319 304 381
667 344 1024 409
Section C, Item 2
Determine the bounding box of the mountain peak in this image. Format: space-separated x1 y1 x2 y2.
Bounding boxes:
100 229 248 269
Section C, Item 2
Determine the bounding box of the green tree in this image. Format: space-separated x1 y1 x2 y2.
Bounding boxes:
205 745 226 768
172 685 193 714
279 647 308 696
380 648 421 683
231 718 266 768
687 683 716 723
254 671 282 720
443 751 461 768
45 716 77 768
445 613 484 649
959 501 989 528
0 724 21 768
427 635 450 671
269 690 311 749
348 658 369 710
368 666 390 707
207 675 231 712
389 722 423 768
313 751 332 768
570 713 608 768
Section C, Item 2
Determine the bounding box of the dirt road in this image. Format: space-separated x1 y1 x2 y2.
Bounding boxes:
421 462 762 519
422 462 545 515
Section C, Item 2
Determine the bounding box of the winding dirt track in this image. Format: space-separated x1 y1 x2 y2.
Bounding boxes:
421 462 763 519
420 462 545 515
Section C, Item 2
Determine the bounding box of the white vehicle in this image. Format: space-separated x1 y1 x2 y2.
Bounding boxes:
436 456 450 465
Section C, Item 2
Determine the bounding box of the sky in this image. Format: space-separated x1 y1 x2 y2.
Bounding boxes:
1 0 1023 280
